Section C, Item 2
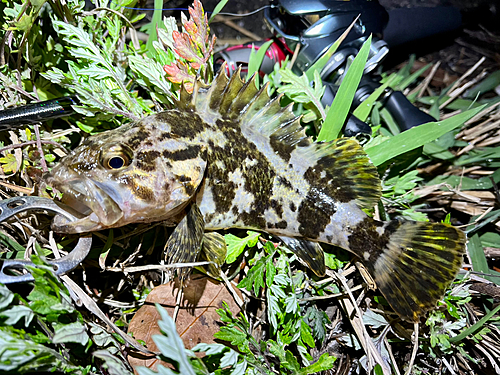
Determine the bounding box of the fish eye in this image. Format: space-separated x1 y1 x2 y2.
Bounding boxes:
100 144 133 170
108 156 125 169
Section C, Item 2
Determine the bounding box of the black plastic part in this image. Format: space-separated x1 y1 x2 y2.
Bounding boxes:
384 6 462 48
353 76 382 107
385 91 436 131
344 114 372 137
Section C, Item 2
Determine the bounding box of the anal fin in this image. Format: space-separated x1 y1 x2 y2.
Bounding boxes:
198 232 227 279
279 236 326 277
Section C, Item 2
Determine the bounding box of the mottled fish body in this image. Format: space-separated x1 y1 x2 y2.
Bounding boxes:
44 69 466 322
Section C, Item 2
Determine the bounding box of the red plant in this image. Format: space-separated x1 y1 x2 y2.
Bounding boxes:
164 0 216 93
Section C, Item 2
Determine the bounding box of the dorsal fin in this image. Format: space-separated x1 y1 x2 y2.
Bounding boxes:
174 63 298 134
174 64 381 209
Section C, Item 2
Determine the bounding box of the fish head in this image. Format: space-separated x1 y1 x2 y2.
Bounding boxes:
43 123 207 233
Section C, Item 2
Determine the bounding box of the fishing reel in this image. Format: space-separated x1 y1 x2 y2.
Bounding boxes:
263 0 390 80
215 0 462 135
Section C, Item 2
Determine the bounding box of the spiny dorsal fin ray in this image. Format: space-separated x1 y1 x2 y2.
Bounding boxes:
176 64 298 137
176 65 381 209
227 74 261 118
364 220 466 321
219 68 245 115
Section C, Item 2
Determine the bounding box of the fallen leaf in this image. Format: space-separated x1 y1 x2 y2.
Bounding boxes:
127 274 241 373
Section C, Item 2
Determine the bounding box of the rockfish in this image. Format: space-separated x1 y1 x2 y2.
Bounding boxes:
44 69 466 321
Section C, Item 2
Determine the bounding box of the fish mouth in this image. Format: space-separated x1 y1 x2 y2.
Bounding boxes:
46 176 124 233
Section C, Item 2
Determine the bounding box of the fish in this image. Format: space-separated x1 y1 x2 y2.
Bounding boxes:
43 67 466 322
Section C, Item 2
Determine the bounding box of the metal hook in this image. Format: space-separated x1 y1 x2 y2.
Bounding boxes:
0 196 92 284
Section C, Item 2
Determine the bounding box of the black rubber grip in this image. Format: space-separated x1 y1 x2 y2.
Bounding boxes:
385 91 436 131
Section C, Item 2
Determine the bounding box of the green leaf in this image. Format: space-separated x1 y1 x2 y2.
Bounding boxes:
247 40 273 87
373 364 385 375
362 309 388 328
144 0 164 56
277 69 325 119
467 234 500 284
265 259 276 287
324 252 345 270
305 307 329 342
365 105 487 166
300 320 315 348
209 0 229 22
0 327 76 373
214 326 248 349
317 35 372 141
267 288 279 330
0 284 15 309
0 305 34 327
298 353 336 375
93 350 134 375
0 230 26 256
353 74 396 122
27 258 75 316
225 231 260 264
284 350 300 372
220 348 240 368
52 322 89 345
480 232 500 248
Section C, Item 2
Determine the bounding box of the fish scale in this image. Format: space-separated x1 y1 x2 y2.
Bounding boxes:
43 67 466 322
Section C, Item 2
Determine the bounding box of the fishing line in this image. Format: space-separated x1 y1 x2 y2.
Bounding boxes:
108 2 274 16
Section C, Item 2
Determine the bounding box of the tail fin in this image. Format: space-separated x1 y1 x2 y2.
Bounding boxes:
354 219 466 321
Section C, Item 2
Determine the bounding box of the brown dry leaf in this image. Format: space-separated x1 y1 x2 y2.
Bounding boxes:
127 274 241 373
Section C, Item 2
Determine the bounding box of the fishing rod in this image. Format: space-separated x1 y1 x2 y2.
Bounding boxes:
0 96 77 131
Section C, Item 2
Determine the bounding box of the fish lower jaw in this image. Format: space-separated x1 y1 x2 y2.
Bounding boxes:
52 212 103 233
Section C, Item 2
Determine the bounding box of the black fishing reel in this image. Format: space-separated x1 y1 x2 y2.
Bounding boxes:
216 0 463 136
264 0 390 77
264 0 439 134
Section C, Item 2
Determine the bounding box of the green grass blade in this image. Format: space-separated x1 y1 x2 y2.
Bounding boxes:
145 0 164 57
209 0 229 22
396 63 431 91
389 54 416 89
464 70 500 99
365 104 487 166
449 303 500 343
317 35 372 141
380 108 400 135
467 234 500 284
466 209 500 237
305 15 359 82
247 40 274 87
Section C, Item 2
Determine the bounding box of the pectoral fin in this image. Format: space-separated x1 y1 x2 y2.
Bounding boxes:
164 202 205 279
279 236 326 277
